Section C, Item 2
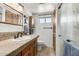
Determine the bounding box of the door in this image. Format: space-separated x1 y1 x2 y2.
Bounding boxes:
35 15 53 48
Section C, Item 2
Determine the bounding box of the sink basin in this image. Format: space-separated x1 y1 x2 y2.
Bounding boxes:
22 36 31 39
12 37 24 41
12 36 31 41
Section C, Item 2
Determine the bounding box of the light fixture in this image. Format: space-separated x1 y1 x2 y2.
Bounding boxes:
37 3 54 13
38 3 45 12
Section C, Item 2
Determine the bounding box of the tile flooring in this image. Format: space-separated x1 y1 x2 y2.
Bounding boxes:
37 47 55 56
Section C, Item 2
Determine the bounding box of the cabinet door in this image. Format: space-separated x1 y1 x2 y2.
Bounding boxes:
22 47 29 56
29 39 37 56
21 39 37 56
33 39 37 56
16 52 21 56
22 50 30 56
29 44 34 56
22 45 33 56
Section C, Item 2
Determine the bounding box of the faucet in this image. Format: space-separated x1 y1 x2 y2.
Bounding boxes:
16 32 23 38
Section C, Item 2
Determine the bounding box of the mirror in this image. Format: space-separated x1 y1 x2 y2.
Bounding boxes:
0 4 23 26
5 9 23 25
0 6 3 21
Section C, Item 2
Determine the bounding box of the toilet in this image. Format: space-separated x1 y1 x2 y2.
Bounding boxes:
37 40 46 51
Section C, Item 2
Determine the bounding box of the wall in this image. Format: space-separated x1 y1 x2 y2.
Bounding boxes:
0 23 23 32
32 15 38 34
34 14 53 48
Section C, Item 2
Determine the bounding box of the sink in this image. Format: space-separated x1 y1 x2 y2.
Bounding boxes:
12 37 24 41
12 36 31 41
22 36 31 39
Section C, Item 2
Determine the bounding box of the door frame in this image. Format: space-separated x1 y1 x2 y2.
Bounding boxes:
52 9 56 54
52 3 62 55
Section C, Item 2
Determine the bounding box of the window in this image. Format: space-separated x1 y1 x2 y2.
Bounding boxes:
39 17 45 23
46 17 51 23
39 17 51 23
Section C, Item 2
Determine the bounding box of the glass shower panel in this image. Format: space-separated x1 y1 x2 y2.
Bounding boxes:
71 4 79 42
60 4 73 41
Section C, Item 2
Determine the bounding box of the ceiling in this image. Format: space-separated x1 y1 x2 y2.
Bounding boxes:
21 3 56 15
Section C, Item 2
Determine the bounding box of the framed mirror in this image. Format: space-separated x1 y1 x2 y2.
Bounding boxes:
0 3 24 26
0 6 3 22
5 10 23 25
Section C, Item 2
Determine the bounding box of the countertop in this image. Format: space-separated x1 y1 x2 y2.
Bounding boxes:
0 34 39 56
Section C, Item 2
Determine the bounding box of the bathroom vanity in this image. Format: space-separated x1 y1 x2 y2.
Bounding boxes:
0 34 39 56
14 37 37 56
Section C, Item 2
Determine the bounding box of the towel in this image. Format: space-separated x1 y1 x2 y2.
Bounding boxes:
71 46 79 56
64 41 72 56
64 40 79 56
24 25 28 33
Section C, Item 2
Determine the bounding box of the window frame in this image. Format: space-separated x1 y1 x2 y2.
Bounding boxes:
39 17 51 23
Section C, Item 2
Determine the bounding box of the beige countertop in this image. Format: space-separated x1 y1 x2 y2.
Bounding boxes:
0 34 39 56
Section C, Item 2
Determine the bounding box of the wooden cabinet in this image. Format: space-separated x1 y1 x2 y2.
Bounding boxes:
16 38 37 56
16 52 21 56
